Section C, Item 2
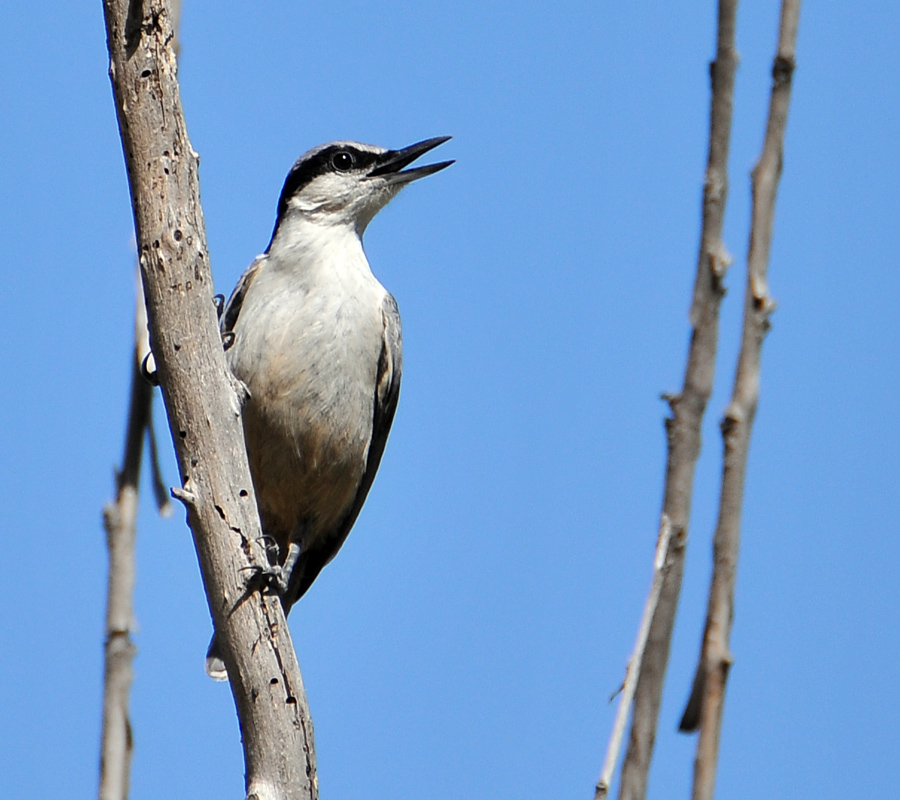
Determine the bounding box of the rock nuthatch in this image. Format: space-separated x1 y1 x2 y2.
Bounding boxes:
206 137 453 679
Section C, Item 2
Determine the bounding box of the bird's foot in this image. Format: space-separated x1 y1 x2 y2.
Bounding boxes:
243 562 290 595
242 540 300 597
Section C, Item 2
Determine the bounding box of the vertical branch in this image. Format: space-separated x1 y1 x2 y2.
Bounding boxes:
99 280 152 800
615 3 738 799
683 4 800 799
101 2 317 798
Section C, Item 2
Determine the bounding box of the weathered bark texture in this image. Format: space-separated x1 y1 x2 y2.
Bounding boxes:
684 3 801 798
616 3 739 799
101 2 317 798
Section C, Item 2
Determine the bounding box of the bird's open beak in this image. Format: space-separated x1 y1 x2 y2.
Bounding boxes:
368 136 454 184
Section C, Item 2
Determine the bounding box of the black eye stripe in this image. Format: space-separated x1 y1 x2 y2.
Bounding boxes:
274 145 381 225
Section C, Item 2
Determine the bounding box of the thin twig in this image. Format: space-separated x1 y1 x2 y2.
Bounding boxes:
147 414 173 517
615 3 739 799
98 278 152 800
684 4 800 798
595 516 674 800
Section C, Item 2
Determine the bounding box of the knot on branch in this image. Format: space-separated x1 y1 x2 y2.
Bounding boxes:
670 523 688 550
703 171 727 205
772 55 796 86
753 291 777 318
708 50 738 86
106 628 138 648
720 409 742 439
171 479 198 510
751 276 778 333
707 246 732 291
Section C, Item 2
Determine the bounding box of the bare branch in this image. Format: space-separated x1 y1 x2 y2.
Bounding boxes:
146 408 173 517
99 279 150 800
595 515 674 800
683 4 800 798
616 3 738 799
133 294 173 517
101 2 317 797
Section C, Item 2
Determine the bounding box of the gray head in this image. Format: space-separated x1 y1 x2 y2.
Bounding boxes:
269 136 453 246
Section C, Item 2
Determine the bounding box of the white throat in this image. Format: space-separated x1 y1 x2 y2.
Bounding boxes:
269 214 374 283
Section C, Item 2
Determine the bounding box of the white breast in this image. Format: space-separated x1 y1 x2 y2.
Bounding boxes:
226 220 388 539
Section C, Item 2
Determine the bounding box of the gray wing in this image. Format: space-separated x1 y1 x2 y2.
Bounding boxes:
221 255 265 335
287 292 403 605
351 292 403 524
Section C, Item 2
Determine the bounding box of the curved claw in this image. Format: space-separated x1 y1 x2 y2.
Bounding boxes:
242 562 290 595
241 540 300 598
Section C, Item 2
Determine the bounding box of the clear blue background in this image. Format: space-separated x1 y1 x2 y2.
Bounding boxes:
1 2 897 798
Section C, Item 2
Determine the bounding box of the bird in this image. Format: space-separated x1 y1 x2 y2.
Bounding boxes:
205 136 453 679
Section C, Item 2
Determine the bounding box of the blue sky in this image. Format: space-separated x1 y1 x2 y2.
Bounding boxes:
1 1 898 798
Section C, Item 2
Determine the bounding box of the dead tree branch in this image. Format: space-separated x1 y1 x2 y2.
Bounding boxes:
595 516 674 800
99 280 152 800
616 3 738 798
682 4 800 798
99 275 171 800
101 2 317 797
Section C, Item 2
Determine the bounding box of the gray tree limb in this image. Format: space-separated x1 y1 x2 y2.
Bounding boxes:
616 3 738 798
101 2 317 797
683 4 800 798
99 276 171 800
99 281 151 800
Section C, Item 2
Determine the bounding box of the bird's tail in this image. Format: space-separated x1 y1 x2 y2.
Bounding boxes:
205 633 228 681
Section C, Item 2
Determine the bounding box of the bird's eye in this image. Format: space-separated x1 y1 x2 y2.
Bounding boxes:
332 151 354 171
